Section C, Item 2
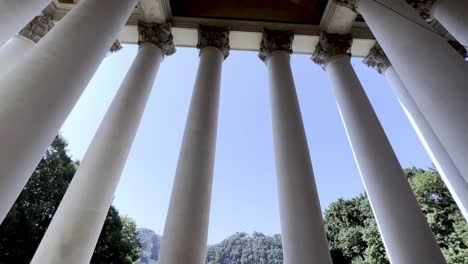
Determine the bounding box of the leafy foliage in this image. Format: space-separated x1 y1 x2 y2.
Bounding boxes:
206 232 283 264
204 168 468 264
325 167 468 264
0 136 140 264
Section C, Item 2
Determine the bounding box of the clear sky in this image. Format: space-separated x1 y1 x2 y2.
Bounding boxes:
60 44 432 244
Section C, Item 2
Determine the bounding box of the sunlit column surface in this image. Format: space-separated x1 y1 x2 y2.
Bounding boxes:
347 0 468 189
407 0 468 47
31 22 175 264
0 15 53 73
0 0 138 224
0 0 51 47
363 44 468 221
312 32 446 264
158 25 229 264
260 29 333 264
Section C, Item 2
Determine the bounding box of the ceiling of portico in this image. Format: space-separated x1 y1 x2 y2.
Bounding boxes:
51 0 376 56
170 0 327 24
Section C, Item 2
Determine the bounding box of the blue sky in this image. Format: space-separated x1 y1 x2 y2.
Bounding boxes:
60 44 432 244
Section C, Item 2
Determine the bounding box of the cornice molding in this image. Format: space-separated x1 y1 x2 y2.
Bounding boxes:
138 21 176 56
312 32 352 68
362 44 391 74
197 25 230 59
18 15 54 43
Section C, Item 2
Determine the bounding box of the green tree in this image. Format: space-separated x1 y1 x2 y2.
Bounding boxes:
0 135 140 264
324 167 468 264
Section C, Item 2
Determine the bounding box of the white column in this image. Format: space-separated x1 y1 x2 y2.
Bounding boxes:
158 25 229 264
0 0 51 47
260 29 333 264
0 36 34 72
407 0 468 47
432 0 468 48
31 22 175 264
364 45 468 221
312 32 446 264
0 0 138 224
354 0 468 187
0 15 53 72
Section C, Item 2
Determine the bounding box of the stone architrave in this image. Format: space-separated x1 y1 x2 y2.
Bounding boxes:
31 22 175 264
157 25 229 264
364 44 468 220
312 32 446 264
260 29 334 264
0 0 139 225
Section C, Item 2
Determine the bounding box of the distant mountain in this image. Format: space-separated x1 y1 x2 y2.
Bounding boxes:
137 228 161 264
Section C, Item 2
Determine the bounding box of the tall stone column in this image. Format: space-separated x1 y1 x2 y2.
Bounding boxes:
0 0 138 224
312 32 446 264
157 25 229 264
0 14 53 72
0 0 51 47
407 0 468 47
260 29 333 264
341 0 468 188
364 45 468 220
31 22 175 264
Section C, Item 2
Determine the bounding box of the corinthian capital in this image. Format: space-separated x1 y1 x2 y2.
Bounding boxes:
258 29 294 62
311 32 352 68
405 0 436 22
197 25 231 59
138 21 176 56
18 15 54 43
363 44 392 74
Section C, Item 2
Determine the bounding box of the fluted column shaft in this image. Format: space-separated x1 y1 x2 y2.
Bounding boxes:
158 25 229 264
260 29 333 264
353 0 468 186
31 22 175 264
0 0 138 224
312 32 446 264
364 46 468 221
0 0 51 47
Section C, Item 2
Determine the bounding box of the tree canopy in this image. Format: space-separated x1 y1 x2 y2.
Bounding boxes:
204 168 468 264
0 136 140 264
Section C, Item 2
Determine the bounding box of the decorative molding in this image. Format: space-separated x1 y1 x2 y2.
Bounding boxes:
448 40 468 59
110 40 123 53
311 32 352 68
18 15 54 43
333 0 358 12
405 0 436 22
138 21 176 56
258 29 294 62
197 25 230 59
362 44 391 74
